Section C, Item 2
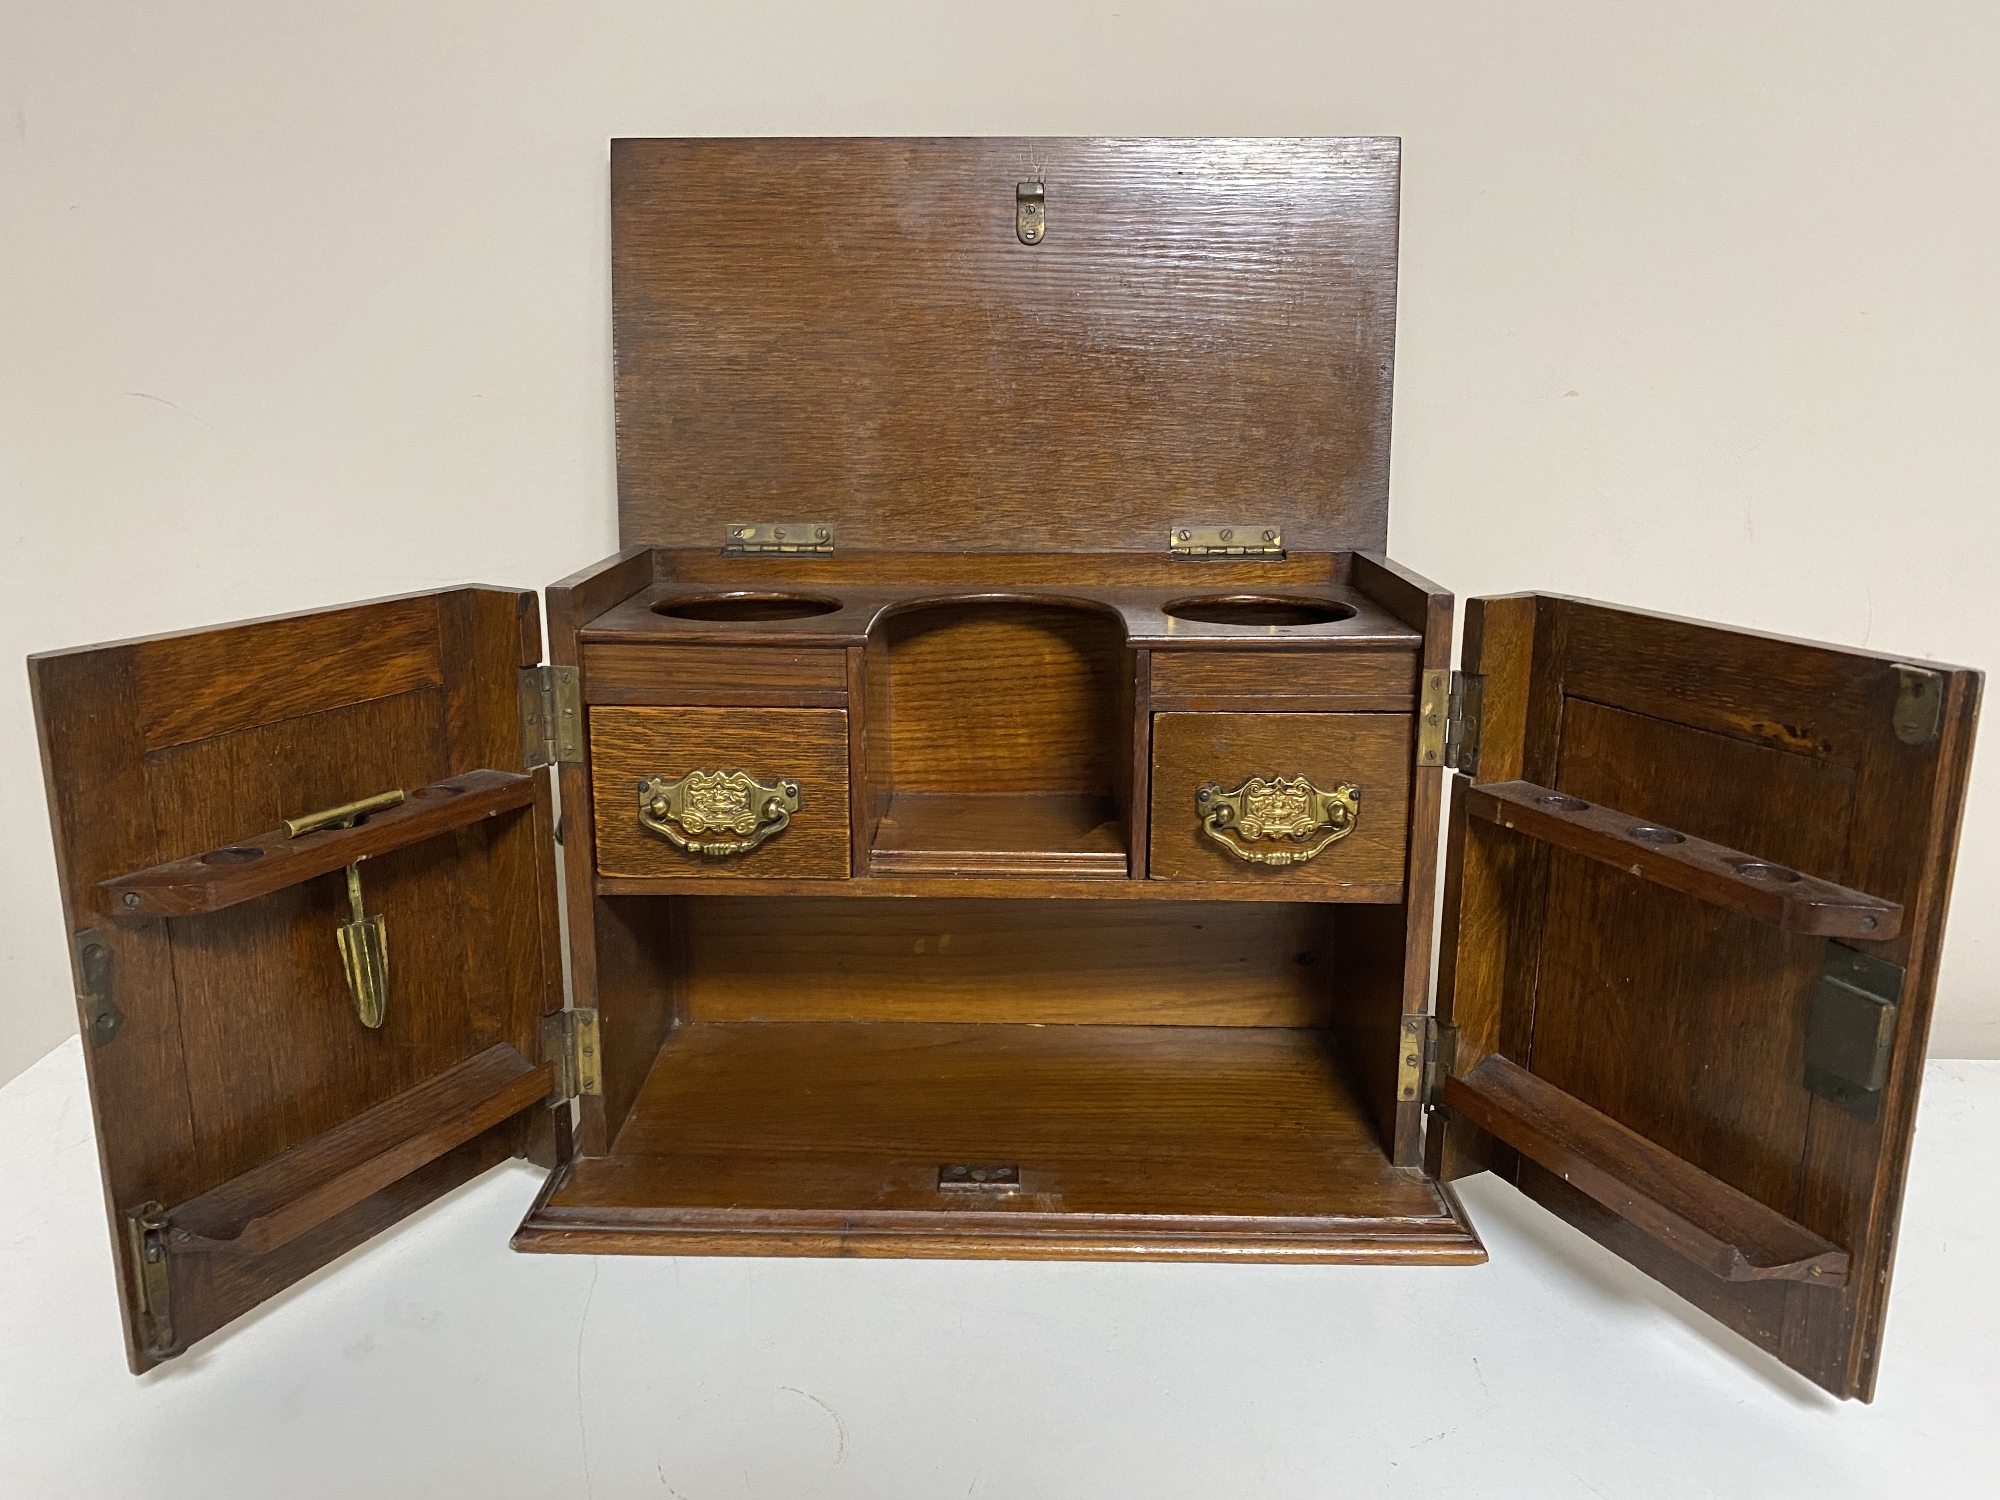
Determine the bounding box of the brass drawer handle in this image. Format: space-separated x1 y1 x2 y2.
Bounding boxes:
638 770 800 857
1195 776 1360 867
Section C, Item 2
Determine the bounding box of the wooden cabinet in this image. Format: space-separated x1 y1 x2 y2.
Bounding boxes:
28 139 1981 1403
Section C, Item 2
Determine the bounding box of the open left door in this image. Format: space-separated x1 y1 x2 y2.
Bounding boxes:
30 588 564 1371
1433 594 1980 1401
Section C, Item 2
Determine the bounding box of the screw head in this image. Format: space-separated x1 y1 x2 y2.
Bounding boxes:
123 892 141 909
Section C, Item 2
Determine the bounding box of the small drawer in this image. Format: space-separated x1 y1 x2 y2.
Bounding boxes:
1149 712 1410 887
591 706 851 879
1147 648 1420 711
581 643 848 705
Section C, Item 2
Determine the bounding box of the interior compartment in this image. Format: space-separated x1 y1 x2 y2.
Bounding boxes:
524 893 1473 1261
866 600 1133 877
523 1022 1476 1259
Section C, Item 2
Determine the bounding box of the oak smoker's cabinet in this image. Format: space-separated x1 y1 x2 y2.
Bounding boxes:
32 139 1980 1402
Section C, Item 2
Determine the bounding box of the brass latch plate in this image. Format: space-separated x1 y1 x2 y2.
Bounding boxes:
1805 944 1902 1122
939 1163 1021 1191
1892 665 1944 745
542 1008 602 1104
1015 182 1044 244
74 929 122 1046
722 523 835 557
518 665 583 769
1168 525 1285 560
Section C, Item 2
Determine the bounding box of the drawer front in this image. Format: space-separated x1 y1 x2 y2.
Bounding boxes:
1148 649 1420 710
582 643 848 704
591 706 851 878
1149 712 1410 886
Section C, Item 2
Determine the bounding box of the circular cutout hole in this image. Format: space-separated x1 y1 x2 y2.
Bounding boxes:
414 783 464 798
1626 824 1686 845
1163 596 1357 628
1536 793 1589 812
1734 861 1803 883
200 846 264 865
652 592 842 622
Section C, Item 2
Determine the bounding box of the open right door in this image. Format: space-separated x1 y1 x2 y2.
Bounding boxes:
1433 593 1981 1400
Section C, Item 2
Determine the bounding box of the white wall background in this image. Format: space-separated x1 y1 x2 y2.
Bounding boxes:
1 1 1994 1085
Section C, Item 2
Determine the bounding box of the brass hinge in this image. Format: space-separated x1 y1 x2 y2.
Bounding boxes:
722 523 836 557
1396 1014 1456 1107
541 1008 602 1105
1805 944 1903 1122
1416 669 1484 774
517 665 582 769
124 1202 177 1360
1168 525 1285 560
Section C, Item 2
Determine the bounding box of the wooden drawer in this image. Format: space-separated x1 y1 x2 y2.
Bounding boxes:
1148 712 1411 887
581 643 848 705
1148 648 1420 711
591 706 851 878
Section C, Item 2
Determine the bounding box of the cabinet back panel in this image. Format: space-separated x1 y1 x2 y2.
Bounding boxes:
681 897 1333 1025
882 601 1130 796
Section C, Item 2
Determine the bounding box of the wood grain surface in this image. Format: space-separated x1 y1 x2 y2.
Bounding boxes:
679 898 1336 1025
612 139 1401 555
869 793 1128 876
1149 712 1411 888
878 601 1131 796
1443 1055 1848 1284
1432 592 1983 1400
1466 775 1900 938
100 768 535 917
167 1043 551 1255
1147 647 1419 710
588 706 851 879
516 1023 1482 1262
581 642 849 706
28 587 561 1370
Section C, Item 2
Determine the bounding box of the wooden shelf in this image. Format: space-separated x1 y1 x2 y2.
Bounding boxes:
1465 779 1902 940
165 1043 552 1256
869 792 1128 877
1442 1054 1849 1285
99 768 536 917
595 874 1406 903
517 1023 1483 1262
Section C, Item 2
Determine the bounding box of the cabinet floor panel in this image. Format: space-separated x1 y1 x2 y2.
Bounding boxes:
515 1024 1483 1263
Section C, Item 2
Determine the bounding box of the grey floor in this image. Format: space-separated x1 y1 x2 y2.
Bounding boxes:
3 1036 1993 1498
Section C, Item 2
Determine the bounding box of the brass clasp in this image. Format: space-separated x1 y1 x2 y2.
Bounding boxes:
286 788 403 1028
1195 776 1360 867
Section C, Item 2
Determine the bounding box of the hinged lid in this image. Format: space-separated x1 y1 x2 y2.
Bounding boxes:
611 137 1402 555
